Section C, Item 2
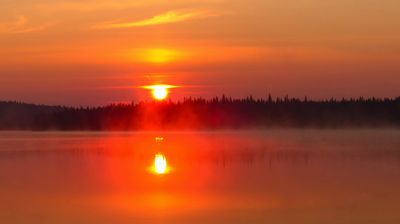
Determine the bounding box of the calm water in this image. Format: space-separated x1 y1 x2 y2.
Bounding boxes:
0 130 400 223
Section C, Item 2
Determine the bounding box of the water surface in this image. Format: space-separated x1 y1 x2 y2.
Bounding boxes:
0 130 400 223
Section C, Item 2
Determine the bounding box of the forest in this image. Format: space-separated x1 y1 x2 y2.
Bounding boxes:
1 95 400 130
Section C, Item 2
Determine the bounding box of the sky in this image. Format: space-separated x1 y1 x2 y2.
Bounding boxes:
0 0 399 106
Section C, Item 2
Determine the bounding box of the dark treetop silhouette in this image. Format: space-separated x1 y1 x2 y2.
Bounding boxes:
1 95 400 130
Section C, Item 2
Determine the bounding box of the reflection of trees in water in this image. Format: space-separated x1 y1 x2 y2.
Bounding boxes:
209 148 400 167
208 148 312 168
1 146 400 168
0 147 130 159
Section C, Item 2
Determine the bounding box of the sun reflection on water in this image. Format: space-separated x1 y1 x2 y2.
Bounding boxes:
153 153 168 175
155 136 164 143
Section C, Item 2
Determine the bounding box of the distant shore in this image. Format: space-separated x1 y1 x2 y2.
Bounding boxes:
1 96 400 130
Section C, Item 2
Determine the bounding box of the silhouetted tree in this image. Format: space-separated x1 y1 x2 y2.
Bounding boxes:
0 96 399 130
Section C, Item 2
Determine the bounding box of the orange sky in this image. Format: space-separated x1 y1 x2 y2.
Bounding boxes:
0 0 399 105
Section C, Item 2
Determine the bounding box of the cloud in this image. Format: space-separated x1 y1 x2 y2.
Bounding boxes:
35 0 145 12
34 0 225 12
92 9 219 29
0 16 50 34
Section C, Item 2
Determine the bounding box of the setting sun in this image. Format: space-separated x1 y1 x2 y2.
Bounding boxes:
153 86 168 100
142 84 177 101
153 153 168 174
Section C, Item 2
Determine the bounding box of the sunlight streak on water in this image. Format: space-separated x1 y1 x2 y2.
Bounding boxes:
153 153 168 174
0 130 400 223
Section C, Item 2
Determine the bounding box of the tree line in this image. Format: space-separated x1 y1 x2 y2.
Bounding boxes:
1 95 400 130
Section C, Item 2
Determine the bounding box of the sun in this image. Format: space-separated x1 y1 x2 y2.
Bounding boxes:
153 153 168 174
152 86 168 100
142 84 178 101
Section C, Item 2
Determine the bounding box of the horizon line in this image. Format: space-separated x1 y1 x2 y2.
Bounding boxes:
1 95 400 108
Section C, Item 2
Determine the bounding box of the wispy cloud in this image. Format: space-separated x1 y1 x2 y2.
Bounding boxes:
0 16 50 34
92 9 219 29
35 0 225 12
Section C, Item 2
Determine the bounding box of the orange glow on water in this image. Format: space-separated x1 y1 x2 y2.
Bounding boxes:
153 153 168 174
155 137 164 143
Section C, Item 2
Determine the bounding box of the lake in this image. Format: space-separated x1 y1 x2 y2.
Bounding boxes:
0 130 400 223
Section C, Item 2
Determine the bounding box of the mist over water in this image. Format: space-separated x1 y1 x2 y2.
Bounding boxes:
0 130 400 223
